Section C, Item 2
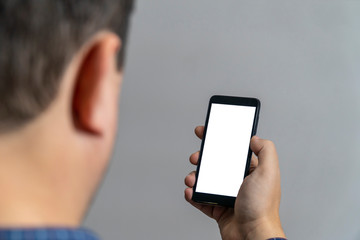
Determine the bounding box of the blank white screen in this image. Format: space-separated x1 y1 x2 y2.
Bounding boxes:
196 103 256 197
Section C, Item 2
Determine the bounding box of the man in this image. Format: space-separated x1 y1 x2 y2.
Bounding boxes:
0 1 286 239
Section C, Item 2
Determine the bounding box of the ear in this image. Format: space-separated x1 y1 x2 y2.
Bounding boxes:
72 32 121 135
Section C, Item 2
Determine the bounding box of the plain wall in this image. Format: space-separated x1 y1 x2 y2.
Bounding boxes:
84 1 360 239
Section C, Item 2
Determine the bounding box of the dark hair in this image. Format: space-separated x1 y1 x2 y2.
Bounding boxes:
0 0 133 131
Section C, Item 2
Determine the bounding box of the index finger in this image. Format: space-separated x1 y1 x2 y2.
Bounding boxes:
195 126 204 139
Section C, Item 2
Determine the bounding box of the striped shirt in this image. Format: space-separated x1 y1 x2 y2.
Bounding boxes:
0 228 98 240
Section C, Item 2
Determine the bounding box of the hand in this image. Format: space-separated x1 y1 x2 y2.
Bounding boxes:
184 126 286 240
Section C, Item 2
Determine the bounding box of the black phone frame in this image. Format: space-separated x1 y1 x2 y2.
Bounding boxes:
191 95 261 208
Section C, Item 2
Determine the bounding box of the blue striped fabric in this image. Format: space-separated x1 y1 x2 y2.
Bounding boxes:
0 228 99 240
267 238 287 240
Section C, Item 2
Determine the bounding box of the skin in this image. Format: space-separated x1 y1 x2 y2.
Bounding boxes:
0 31 122 227
185 126 286 240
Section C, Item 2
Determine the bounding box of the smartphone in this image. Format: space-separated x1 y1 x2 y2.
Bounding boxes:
192 95 260 208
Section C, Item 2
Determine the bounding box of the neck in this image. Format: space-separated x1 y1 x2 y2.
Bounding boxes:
0 122 85 227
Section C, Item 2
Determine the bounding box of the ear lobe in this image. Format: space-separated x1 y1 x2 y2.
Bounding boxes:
72 33 120 135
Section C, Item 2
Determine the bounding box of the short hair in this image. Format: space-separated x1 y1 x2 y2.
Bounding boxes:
0 0 134 132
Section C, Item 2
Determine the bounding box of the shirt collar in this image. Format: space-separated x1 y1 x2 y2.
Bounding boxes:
0 227 99 240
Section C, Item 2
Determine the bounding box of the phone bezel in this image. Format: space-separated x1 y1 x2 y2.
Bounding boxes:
191 95 261 208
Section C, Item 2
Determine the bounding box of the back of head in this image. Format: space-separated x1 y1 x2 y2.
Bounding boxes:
0 0 133 132
0 0 134 227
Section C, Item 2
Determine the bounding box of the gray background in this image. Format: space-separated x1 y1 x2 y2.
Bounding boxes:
84 1 360 239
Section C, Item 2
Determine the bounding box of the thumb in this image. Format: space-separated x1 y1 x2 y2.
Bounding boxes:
250 136 279 171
